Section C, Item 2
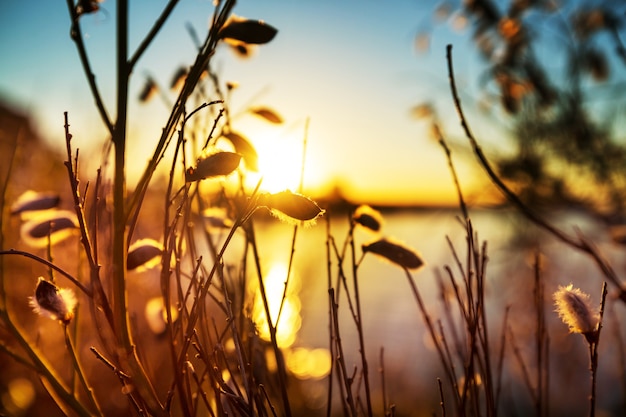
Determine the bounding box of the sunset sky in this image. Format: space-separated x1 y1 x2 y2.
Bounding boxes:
0 1 507 207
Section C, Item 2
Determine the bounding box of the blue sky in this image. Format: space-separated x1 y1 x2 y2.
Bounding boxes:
0 0 498 206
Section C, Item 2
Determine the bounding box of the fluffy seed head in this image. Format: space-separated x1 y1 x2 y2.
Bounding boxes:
353 205 383 232
362 238 424 270
258 191 324 225
553 284 599 335
29 277 77 325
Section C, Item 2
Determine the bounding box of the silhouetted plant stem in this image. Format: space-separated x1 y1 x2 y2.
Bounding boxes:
329 288 358 417
246 221 293 417
108 1 165 414
0 250 90 295
129 0 180 70
509 326 538 407
0 126 93 416
494 305 510 413
435 125 468 222
62 113 114 334
0 305 93 417
277 118 310 327
112 0 130 347
436 377 446 417
350 224 374 417
403 267 462 413
532 252 549 417
445 44 626 302
325 217 338 417
162 128 193 417
89 347 144 414
65 0 113 135
379 347 389 416
64 325 103 416
589 282 608 417
438 128 502 416
127 0 236 221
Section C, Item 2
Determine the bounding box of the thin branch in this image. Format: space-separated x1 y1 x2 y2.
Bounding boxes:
64 326 103 416
66 1 114 134
246 220 293 417
276 118 310 326
589 282 608 417
438 378 446 417
380 348 388 416
329 288 358 417
63 113 113 326
0 250 90 296
350 222 373 417
127 0 237 223
0 309 94 417
435 124 469 222
445 44 626 299
404 267 462 411
129 0 180 70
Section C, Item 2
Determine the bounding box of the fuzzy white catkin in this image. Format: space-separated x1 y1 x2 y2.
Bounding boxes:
553 284 598 334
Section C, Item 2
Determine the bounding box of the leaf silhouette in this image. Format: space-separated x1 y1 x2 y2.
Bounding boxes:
11 191 60 215
250 107 283 124
228 42 254 59
21 210 79 248
353 205 383 232
28 217 77 239
170 66 188 90
186 152 242 182
139 77 158 103
127 239 163 271
583 48 609 81
362 238 423 270
219 17 278 45
260 191 324 222
76 0 100 15
223 131 259 171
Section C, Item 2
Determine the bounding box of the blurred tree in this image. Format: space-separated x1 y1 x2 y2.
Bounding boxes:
428 0 626 220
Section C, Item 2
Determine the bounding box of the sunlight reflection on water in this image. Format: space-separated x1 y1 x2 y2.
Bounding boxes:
252 206 626 412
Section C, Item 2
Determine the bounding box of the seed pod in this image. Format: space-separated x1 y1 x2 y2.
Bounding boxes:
185 152 242 182
11 191 60 216
249 107 283 124
353 205 383 232
139 77 158 103
170 67 188 91
362 238 424 270
76 0 100 15
553 284 599 340
218 16 278 45
223 131 259 171
127 239 163 271
20 210 79 248
259 190 324 224
29 277 77 325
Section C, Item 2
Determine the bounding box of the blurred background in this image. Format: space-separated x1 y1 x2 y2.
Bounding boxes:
2 0 626 415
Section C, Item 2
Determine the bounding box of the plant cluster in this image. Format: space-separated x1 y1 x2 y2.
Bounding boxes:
1 1 626 417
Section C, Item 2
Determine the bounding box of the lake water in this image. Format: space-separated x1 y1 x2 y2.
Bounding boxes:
249 206 626 414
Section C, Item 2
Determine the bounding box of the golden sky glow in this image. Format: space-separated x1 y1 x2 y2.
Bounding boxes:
0 0 496 209
234 119 325 195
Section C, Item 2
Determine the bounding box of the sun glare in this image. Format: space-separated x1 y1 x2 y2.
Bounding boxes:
249 262 302 348
247 134 304 193
235 124 325 195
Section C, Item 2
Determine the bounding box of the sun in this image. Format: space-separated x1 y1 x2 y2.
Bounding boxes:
226 118 328 197
237 125 324 194
255 138 304 193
